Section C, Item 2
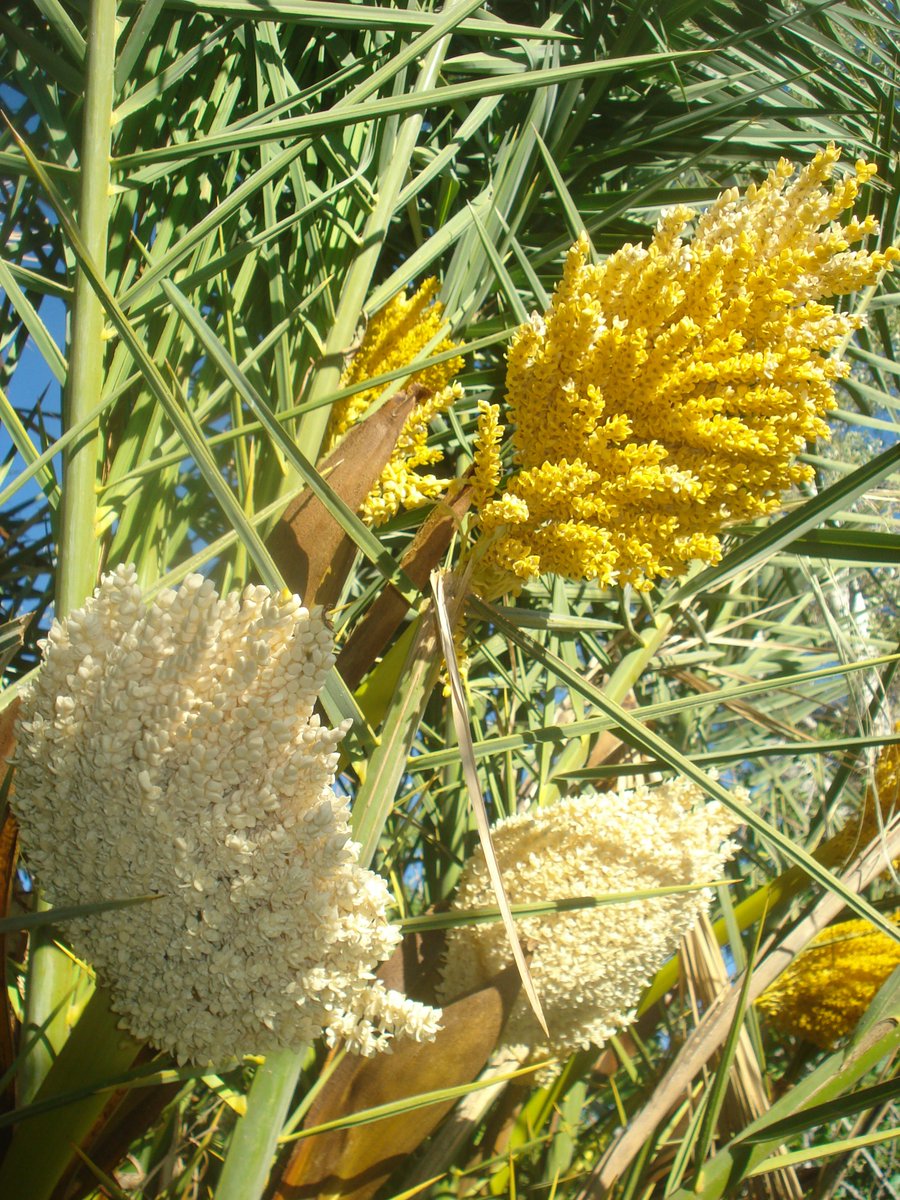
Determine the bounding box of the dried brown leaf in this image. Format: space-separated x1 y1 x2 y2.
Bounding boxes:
270 958 522 1200
266 387 422 607
681 917 802 1200
0 697 18 771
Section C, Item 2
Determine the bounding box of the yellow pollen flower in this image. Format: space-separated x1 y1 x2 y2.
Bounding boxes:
874 730 900 817
361 382 462 525
757 734 900 1052
474 147 899 592
757 914 900 1049
326 279 464 525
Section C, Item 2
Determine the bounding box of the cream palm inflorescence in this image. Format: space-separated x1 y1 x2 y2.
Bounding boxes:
439 781 737 1059
473 147 899 593
12 565 441 1064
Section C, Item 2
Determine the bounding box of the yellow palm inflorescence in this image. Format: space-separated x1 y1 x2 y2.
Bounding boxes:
758 914 900 1049
326 278 464 525
828 733 900 866
874 731 900 820
473 147 899 593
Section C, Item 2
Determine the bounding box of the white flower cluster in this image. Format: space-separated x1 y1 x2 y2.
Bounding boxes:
13 565 441 1063
439 780 738 1060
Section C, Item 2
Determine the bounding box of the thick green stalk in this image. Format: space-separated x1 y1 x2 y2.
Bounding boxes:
21 0 118 1107
57 0 114 616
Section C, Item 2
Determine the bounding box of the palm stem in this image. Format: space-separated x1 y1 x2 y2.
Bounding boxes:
21 0 117 1106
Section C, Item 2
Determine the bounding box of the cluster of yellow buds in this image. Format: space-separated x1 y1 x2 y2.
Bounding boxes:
758 914 900 1048
362 380 463 525
326 278 464 525
471 146 898 593
758 738 899 1049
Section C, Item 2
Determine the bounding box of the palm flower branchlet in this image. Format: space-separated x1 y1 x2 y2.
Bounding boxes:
12 566 441 1064
326 278 464 525
472 147 899 595
471 399 504 510
439 780 738 1061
